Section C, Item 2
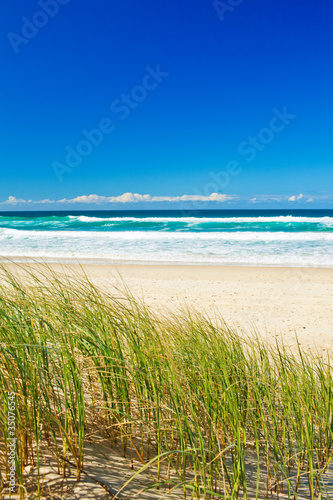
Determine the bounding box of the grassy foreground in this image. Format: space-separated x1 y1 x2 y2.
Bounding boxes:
0 265 333 499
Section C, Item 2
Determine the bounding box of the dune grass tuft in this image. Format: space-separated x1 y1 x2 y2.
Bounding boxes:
0 264 333 499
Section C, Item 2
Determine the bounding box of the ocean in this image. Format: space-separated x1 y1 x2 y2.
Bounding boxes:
1 209 333 267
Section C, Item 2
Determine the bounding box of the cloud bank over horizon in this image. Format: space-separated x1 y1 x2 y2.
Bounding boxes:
0 192 232 206
0 192 328 209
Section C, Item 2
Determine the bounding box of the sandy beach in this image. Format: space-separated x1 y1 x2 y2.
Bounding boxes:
5 262 333 351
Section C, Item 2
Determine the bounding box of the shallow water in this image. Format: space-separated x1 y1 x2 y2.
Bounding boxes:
1 209 333 267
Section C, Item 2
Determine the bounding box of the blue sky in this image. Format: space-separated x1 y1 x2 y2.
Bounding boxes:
1 0 333 209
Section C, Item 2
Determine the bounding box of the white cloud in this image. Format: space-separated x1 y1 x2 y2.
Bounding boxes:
37 199 54 204
0 196 26 205
1 192 324 207
60 194 107 204
288 193 303 202
56 192 232 204
0 192 232 206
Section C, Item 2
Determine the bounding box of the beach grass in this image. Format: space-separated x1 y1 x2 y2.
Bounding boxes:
0 264 333 499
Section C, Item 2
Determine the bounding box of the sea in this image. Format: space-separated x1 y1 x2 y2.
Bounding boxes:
0 209 333 267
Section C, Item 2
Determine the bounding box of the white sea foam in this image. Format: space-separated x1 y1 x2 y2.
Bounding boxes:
1 228 333 266
0 250 332 267
1 228 333 241
67 215 333 224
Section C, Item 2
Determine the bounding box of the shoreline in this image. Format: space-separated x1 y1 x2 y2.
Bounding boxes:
2 261 333 351
2 255 333 268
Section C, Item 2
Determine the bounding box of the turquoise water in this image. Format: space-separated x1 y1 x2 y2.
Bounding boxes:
1 210 333 266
